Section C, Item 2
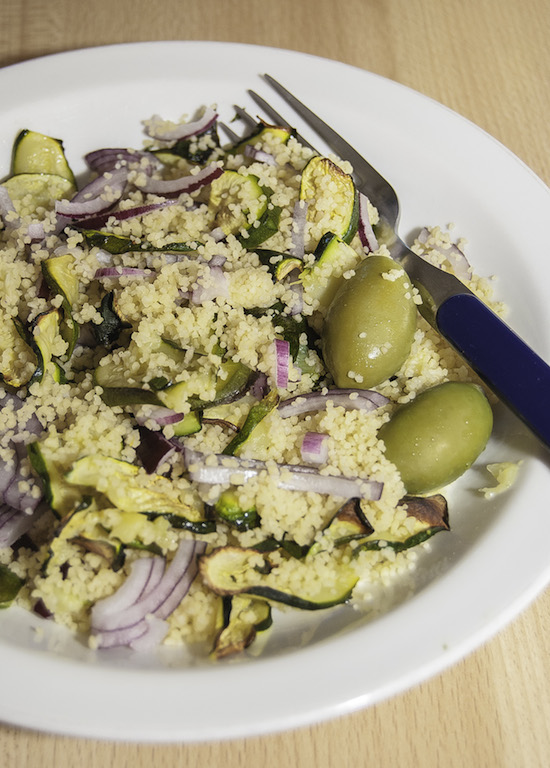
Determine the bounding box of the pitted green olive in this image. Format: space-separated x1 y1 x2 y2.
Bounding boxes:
378 382 493 494
322 254 417 388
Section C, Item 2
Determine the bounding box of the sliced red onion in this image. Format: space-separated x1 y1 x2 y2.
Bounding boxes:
27 220 46 241
85 148 161 175
183 447 383 501
94 267 153 280
0 186 19 229
289 200 308 260
134 406 184 427
358 193 379 253
145 107 218 141
92 556 165 627
3 442 41 514
300 432 329 465
0 455 17 496
210 227 226 242
0 393 43 441
91 539 206 649
274 339 290 389
0 502 46 547
1 395 44 514
250 371 268 400
55 168 128 219
417 227 472 282
128 615 170 652
244 144 277 166
207 254 227 268
278 388 389 418
191 264 229 305
73 199 179 231
136 426 177 474
286 270 304 316
138 163 223 197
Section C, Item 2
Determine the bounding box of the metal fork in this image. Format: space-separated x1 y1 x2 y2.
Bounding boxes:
232 75 550 449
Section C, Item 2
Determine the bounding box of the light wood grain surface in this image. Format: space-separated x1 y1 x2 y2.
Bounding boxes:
1 0 550 765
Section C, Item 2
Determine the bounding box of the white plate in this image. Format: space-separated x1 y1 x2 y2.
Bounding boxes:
1 41 550 742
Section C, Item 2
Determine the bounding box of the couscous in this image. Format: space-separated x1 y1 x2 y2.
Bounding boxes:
0 106 505 658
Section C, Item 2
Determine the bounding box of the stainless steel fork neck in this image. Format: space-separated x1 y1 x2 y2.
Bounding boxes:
379 223 474 325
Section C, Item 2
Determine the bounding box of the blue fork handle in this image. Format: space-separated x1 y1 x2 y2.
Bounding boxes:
436 293 550 449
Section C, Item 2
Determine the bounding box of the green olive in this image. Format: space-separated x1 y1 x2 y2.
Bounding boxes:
322 254 417 388
378 382 493 494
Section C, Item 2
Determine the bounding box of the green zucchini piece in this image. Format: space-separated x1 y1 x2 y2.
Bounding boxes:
221 390 279 456
82 229 197 256
93 337 189 404
309 498 374 558
69 535 126 570
300 157 358 243
2 173 75 216
11 129 75 184
41 253 79 357
274 257 303 282
171 411 203 437
209 171 268 236
94 291 131 348
214 490 259 531
212 595 272 659
230 123 291 155
143 512 215 535
0 319 37 388
27 441 82 517
29 309 66 384
200 545 358 610
0 563 24 609
161 359 254 412
98 387 164 408
301 232 361 313
254 537 309 558
237 203 282 250
351 494 449 554
45 500 194 575
253 249 288 274
45 502 126 574
65 454 205 523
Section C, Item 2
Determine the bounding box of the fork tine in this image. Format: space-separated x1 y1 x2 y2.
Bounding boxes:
247 89 318 152
232 105 258 130
218 121 240 143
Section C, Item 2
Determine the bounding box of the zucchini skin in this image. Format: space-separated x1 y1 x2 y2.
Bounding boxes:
245 584 355 611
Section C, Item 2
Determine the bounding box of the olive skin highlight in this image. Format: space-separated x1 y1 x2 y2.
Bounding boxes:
322 254 417 388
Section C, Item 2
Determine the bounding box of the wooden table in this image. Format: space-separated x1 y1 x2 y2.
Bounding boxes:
2 0 550 765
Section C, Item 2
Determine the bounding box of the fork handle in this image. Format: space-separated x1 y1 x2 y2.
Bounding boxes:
436 293 550 449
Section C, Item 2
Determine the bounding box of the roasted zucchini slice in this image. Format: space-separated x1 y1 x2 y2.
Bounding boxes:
200 545 358 610
82 230 197 256
27 441 82 518
0 563 24 609
2 173 75 217
300 156 358 244
209 170 268 236
11 129 75 184
230 122 291 155
65 454 206 525
212 595 272 659
41 253 79 357
301 232 362 313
